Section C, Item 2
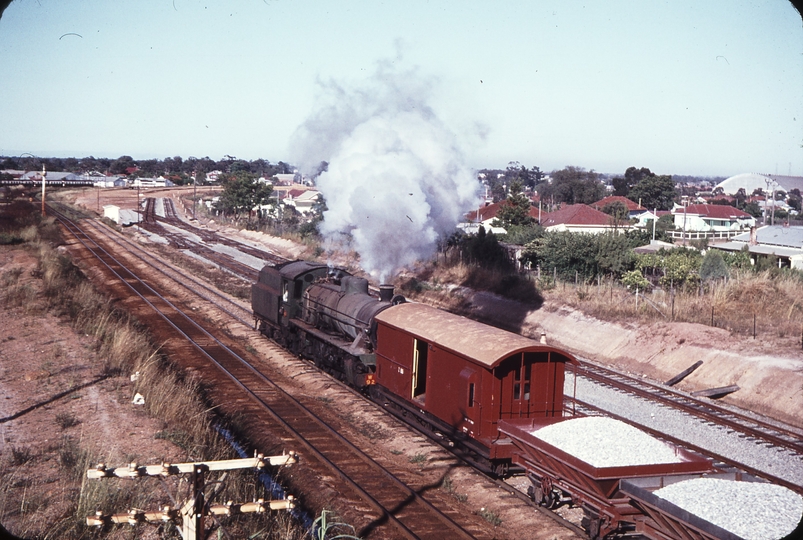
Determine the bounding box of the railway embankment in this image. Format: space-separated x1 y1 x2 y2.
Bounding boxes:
463 289 803 430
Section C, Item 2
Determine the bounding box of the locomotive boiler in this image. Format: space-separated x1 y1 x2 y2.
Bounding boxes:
251 260 400 387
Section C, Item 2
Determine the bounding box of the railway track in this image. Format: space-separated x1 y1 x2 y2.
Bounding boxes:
571 361 803 494
156 197 287 264
136 196 287 282
575 361 803 454
51 206 491 540
78 216 254 325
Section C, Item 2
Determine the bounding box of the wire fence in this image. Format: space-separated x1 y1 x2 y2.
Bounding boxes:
525 269 803 349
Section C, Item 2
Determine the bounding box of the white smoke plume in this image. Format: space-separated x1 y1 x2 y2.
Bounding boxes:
290 57 479 282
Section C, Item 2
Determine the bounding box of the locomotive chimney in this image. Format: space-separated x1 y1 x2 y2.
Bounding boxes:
379 284 394 302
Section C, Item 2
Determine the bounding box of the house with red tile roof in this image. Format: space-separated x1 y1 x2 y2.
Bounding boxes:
462 201 542 234
591 195 647 217
539 204 630 233
671 204 755 233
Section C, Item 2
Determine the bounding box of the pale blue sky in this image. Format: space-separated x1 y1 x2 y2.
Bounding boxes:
0 0 801 177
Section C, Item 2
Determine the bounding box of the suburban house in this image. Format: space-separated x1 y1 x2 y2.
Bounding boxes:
283 188 321 214
631 209 673 228
273 173 298 186
460 200 541 235
712 225 803 269
591 195 647 219
671 204 755 236
539 204 630 234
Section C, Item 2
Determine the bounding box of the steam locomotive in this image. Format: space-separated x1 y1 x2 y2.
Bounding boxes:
251 260 575 475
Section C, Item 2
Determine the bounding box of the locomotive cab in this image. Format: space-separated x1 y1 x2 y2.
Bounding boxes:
252 261 336 331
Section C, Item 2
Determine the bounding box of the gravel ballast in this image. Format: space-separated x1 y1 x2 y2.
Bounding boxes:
530 416 682 468
566 374 803 487
654 478 803 540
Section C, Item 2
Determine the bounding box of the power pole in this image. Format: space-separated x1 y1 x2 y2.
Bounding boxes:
86 451 297 540
41 164 46 216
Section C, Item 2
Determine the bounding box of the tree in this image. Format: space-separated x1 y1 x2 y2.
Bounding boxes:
635 248 702 289
700 250 729 282
629 174 677 210
493 180 534 228
743 201 763 219
462 226 510 270
110 155 135 175
539 166 605 205
229 160 251 173
504 161 541 189
621 269 650 290
735 188 747 208
611 166 654 197
521 231 635 281
611 176 631 197
601 201 629 222
214 172 273 218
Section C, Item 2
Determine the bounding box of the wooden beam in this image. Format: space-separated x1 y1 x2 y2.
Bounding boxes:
664 361 703 386
86 452 297 479
690 385 739 399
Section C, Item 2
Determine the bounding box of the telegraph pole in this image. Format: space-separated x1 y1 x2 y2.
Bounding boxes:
86 452 297 540
41 164 47 216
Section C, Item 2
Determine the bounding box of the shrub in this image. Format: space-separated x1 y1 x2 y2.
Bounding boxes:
621 270 650 291
700 250 729 282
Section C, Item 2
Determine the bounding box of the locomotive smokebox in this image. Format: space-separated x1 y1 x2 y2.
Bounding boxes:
379 284 394 302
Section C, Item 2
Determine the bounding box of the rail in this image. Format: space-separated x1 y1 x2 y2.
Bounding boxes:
50 206 482 540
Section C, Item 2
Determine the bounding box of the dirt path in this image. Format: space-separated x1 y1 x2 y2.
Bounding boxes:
0 247 184 539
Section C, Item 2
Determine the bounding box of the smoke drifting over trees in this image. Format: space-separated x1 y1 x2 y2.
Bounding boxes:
290 57 479 282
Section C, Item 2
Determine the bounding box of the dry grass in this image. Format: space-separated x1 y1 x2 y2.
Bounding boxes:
0 201 305 539
539 269 803 341
403 252 803 347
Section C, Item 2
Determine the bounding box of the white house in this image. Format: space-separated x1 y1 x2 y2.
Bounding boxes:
672 204 755 233
540 204 631 234
284 189 321 214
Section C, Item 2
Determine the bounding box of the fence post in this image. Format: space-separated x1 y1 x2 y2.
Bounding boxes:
753 314 756 339
711 306 714 327
636 287 639 310
671 289 675 320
